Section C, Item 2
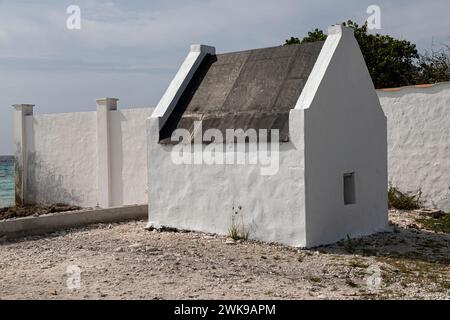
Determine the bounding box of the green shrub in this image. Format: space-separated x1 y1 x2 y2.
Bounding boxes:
228 205 251 241
417 213 450 234
228 221 250 241
228 224 240 241
388 185 422 210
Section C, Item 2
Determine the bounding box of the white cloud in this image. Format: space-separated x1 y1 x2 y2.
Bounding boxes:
1 0 450 154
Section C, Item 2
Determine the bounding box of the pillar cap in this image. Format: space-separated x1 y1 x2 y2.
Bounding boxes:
12 104 35 108
12 104 34 115
96 98 119 110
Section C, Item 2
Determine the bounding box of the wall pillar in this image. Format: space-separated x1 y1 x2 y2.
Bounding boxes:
96 98 118 208
12 104 34 207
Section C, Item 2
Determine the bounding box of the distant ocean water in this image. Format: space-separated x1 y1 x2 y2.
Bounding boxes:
0 156 14 208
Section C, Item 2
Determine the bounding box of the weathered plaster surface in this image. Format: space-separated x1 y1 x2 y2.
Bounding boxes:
111 108 154 207
23 107 154 208
147 114 307 247
26 112 98 207
13 105 34 206
96 98 118 208
378 84 450 211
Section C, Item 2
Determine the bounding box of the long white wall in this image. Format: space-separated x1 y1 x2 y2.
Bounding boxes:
15 103 154 208
378 83 450 211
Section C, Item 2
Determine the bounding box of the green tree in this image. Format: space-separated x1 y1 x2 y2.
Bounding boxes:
285 36 301 45
416 46 450 84
285 28 327 45
285 20 420 89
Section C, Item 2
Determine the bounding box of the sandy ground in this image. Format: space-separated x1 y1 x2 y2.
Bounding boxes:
0 210 449 300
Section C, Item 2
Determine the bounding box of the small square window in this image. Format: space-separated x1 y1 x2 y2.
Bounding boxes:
344 172 356 205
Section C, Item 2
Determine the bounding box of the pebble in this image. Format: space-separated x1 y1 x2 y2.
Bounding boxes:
48 289 58 296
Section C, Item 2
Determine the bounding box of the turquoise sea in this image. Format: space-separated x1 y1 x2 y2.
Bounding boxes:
0 156 14 208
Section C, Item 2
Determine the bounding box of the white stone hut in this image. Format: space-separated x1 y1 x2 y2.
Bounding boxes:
147 25 389 247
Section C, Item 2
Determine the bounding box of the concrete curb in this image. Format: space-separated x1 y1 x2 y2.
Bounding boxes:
0 205 148 240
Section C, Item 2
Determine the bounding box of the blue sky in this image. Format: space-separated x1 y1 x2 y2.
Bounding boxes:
1 0 450 155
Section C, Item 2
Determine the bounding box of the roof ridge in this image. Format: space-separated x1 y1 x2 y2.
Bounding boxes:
216 41 325 56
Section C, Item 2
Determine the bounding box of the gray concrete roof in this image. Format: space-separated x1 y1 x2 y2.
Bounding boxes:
160 41 324 143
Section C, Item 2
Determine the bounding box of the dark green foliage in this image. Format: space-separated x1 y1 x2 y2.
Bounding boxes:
344 20 419 89
388 185 422 210
416 46 450 84
285 20 450 89
285 36 301 45
285 28 327 45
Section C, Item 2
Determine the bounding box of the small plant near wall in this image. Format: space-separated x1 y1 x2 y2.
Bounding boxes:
228 204 251 241
388 184 423 210
343 235 356 254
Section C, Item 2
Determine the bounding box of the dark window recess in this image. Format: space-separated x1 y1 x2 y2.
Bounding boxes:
344 173 356 205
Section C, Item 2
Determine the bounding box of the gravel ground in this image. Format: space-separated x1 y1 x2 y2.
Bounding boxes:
0 210 449 300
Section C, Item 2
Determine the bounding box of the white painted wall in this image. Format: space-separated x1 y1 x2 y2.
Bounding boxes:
111 108 154 207
299 26 389 247
22 106 154 208
378 83 450 211
26 111 98 207
147 115 307 247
